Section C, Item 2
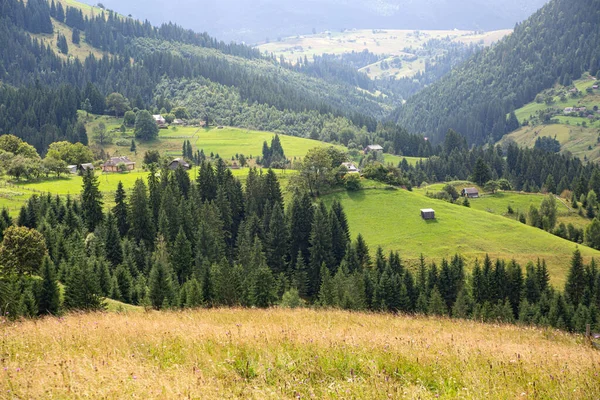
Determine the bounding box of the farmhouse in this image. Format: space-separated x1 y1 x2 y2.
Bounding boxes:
102 156 135 172
168 158 191 170
171 119 185 126
593 85 599 90
421 209 435 220
364 144 384 153
229 162 241 170
153 115 166 126
564 107 574 114
461 187 479 198
341 162 360 173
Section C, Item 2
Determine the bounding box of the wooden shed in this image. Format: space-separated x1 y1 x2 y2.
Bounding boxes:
421 208 435 220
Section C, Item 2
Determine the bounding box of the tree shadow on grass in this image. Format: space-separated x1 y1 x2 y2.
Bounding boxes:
346 189 366 202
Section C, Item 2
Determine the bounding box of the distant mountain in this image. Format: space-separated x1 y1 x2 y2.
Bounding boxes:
87 0 548 44
392 0 600 145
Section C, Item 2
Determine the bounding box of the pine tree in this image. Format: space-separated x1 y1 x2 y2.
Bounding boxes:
114 264 133 303
249 264 277 308
148 255 174 310
128 179 155 247
171 227 192 285
291 250 309 298
113 181 129 237
428 286 446 316
309 203 334 297
565 249 586 306
452 287 473 319
318 263 334 307
37 256 60 315
266 202 288 275
81 169 103 232
104 213 123 267
64 261 104 311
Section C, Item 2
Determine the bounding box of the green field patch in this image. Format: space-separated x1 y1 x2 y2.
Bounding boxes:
324 188 600 286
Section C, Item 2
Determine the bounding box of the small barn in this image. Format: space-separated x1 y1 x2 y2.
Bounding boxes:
421 209 435 220
67 165 78 174
79 163 95 172
461 187 479 198
364 144 384 154
102 156 135 172
168 158 191 170
228 162 241 170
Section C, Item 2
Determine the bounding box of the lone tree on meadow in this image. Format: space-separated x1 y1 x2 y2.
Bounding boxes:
134 110 159 141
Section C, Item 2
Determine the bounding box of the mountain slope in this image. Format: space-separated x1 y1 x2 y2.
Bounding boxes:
392 0 600 145
92 0 548 44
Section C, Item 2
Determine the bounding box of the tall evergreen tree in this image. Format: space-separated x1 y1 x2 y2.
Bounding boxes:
37 256 60 316
565 249 587 306
104 213 123 267
113 181 129 237
81 169 103 232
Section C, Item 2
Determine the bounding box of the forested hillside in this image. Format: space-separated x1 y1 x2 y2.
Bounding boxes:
1 0 425 153
393 0 600 145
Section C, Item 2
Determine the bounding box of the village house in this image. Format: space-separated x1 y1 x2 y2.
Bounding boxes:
228 161 241 170
79 163 94 173
102 156 135 172
341 162 360 173
593 85 599 90
168 158 191 170
364 144 384 154
461 187 480 198
564 107 574 114
153 115 166 126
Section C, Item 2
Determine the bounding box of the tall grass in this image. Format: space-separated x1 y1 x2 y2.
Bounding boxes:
1 308 598 399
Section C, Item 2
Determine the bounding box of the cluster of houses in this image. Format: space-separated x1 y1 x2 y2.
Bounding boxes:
152 115 188 129
563 106 588 114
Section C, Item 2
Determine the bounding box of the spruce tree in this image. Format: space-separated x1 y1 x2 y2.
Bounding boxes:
565 249 586 306
114 264 133 303
291 250 309 298
171 227 192 285
428 286 446 316
318 263 334 307
128 179 155 247
37 256 60 316
81 169 103 232
148 256 174 310
249 264 277 308
104 213 123 267
113 181 129 237
64 261 104 311
266 202 288 275
309 203 333 297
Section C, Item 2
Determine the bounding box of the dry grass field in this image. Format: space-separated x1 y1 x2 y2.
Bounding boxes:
1 308 599 399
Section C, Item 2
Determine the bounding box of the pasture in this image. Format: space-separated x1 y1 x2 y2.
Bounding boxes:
258 29 511 80
325 187 600 286
1 308 598 399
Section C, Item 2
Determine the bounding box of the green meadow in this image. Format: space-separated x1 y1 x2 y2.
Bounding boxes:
325 187 599 286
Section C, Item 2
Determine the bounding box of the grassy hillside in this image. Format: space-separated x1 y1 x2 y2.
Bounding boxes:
325 187 600 286
415 182 588 228
258 29 511 80
501 77 600 162
1 308 598 399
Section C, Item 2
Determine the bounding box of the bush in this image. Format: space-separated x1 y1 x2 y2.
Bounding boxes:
345 174 362 191
115 139 130 147
280 288 303 309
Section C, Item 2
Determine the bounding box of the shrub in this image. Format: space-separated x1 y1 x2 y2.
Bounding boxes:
280 288 303 309
115 139 130 147
345 174 362 191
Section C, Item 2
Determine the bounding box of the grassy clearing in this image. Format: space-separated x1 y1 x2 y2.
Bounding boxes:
501 123 600 162
324 188 600 286
1 308 598 399
258 29 510 80
7 168 297 211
